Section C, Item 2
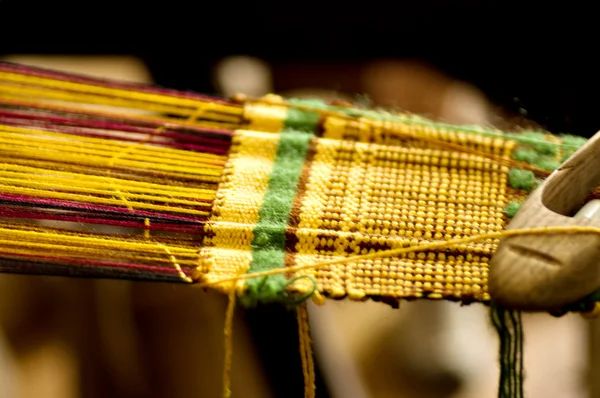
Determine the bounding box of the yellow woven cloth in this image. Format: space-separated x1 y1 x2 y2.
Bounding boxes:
195 97 576 306
2 63 592 398
0 62 584 308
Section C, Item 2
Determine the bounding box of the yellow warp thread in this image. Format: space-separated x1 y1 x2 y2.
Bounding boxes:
0 126 225 173
144 218 151 239
0 163 214 199
0 225 199 276
0 71 243 120
297 303 316 398
222 290 236 398
0 95 242 131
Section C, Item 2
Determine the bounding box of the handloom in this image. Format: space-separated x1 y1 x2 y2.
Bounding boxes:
0 61 595 398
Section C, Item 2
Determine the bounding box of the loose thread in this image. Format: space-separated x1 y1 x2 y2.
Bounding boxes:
196 226 600 290
297 302 316 398
105 121 193 284
105 124 167 213
155 241 192 283
222 289 236 398
491 304 524 398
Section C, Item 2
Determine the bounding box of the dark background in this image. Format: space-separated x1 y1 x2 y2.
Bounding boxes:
1 1 595 397
1 1 596 137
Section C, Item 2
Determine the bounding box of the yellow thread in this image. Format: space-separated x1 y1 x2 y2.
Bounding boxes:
0 227 197 256
0 241 197 265
0 184 210 216
0 79 241 124
0 71 242 117
0 125 226 173
110 130 197 283
197 226 600 289
297 303 315 398
243 101 287 133
0 95 241 131
0 133 225 166
0 83 225 119
310 291 326 306
144 218 150 239
0 173 214 202
155 241 193 283
223 290 236 398
106 124 170 212
186 103 212 124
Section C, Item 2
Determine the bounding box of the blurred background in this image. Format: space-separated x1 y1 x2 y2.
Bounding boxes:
0 1 598 397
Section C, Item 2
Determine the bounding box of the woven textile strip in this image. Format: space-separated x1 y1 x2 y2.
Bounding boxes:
0 61 583 304
0 63 592 398
196 97 579 306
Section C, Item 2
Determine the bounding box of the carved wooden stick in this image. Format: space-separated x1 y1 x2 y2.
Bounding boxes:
489 131 600 311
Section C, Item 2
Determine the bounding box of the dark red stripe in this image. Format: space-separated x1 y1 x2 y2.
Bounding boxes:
0 193 209 223
0 109 234 144
0 209 204 234
0 250 191 275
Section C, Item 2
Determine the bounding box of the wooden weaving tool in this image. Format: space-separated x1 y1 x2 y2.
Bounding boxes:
0 60 595 398
490 130 600 313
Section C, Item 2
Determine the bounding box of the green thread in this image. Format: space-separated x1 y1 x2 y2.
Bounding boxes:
491 304 524 398
284 98 584 151
241 108 319 307
283 275 318 306
508 168 535 191
519 131 557 156
561 134 587 148
504 201 522 218
284 107 321 132
287 98 331 110
511 148 538 164
532 156 561 172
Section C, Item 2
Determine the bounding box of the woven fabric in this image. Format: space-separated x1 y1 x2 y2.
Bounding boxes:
195 97 576 305
0 63 587 307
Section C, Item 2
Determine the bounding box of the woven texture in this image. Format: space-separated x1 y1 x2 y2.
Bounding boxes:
197 98 574 305
0 63 586 307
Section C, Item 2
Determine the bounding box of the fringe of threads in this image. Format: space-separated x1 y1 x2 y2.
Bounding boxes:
491 304 524 398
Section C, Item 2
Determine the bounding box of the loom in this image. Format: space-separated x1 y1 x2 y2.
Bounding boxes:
0 61 595 398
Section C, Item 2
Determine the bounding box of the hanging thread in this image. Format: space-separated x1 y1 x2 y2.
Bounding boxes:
222 290 236 398
491 304 524 398
297 302 316 398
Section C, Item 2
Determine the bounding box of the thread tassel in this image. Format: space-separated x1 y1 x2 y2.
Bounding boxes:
491 304 524 398
297 303 316 398
222 290 236 398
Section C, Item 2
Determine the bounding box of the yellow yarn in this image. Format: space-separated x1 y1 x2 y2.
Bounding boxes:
0 63 592 398
222 290 236 398
297 303 315 398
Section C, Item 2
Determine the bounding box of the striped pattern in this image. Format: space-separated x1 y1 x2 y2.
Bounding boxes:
197 131 281 293
0 62 588 307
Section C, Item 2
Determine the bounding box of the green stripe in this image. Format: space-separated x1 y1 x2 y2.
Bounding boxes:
287 97 585 150
241 108 319 306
